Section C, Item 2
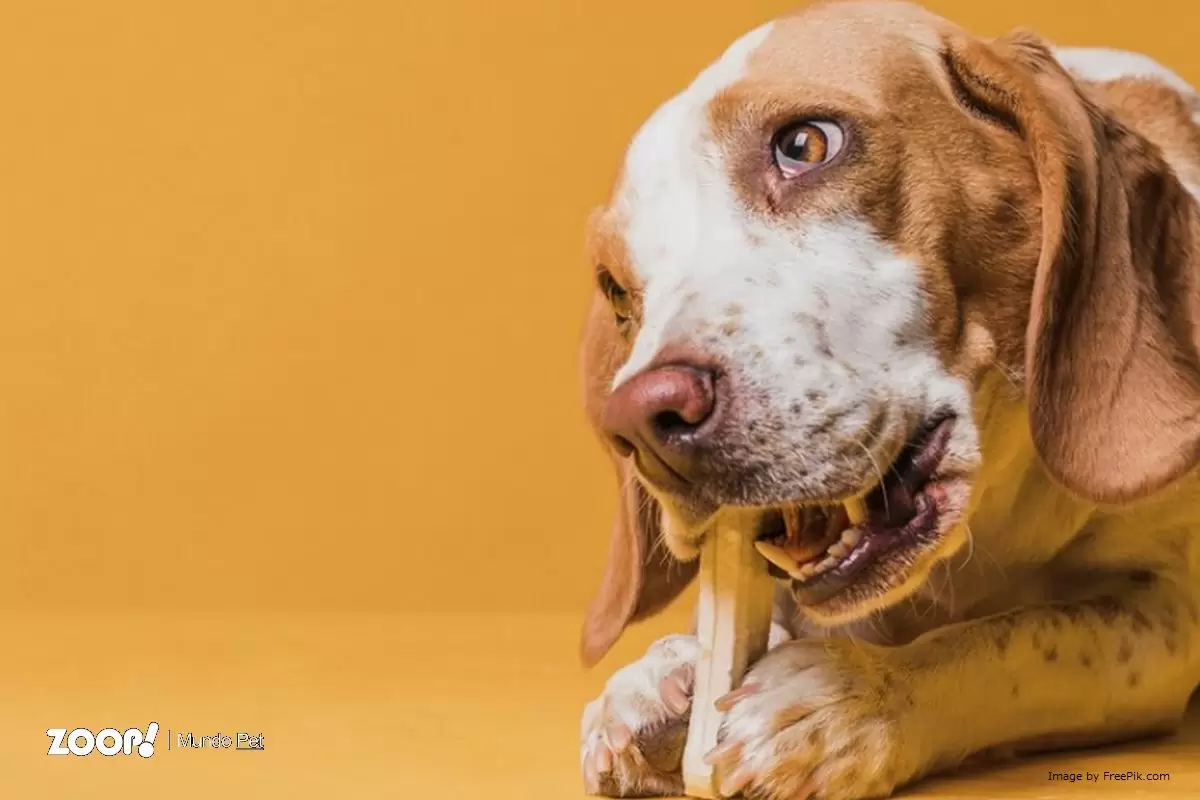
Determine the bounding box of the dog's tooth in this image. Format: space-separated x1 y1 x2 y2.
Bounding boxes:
754 540 801 575
814 556 839 573
844 498 868 526
782 505 802 546
841 527 863 547
826 541 848 559
797 562 817 580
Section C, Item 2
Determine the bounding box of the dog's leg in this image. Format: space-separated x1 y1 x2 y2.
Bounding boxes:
706 576 1198 800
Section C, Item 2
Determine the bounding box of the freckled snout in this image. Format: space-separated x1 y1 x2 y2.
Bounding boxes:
602 363 722 488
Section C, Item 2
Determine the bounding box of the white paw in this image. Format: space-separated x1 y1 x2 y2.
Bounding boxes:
707 638 912 800
581 634 700 797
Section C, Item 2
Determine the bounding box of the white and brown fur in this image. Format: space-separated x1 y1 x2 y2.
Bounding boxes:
577 2 1200 798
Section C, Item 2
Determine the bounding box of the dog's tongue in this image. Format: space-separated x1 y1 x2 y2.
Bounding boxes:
780 505 851 563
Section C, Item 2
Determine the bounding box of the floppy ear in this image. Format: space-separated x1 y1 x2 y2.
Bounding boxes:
579 293 698 667
947 31 1200 504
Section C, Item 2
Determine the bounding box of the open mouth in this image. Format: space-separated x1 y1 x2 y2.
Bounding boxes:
754 414 957 603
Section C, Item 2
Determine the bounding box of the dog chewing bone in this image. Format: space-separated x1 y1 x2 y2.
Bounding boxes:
681 500 868 797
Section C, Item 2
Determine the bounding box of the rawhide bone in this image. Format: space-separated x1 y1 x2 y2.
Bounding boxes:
680 499 868 797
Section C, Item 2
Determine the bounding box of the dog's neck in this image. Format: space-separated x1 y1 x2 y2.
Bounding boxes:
962 377 1094 570
910 363 1200 622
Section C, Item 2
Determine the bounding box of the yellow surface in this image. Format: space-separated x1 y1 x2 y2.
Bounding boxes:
2 610 1197 797
0 0 1198 797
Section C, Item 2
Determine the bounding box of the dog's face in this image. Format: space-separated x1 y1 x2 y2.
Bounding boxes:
580 1 1200 663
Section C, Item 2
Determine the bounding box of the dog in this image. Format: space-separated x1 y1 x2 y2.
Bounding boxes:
576 1 1200 798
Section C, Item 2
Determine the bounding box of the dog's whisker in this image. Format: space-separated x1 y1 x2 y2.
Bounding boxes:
853 442 890 519
957 524 978 572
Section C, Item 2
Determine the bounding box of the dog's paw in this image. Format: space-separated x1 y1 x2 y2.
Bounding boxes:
581 634 700 797
707 638 913 800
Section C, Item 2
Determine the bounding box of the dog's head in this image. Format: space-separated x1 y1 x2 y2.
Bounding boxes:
580 0 1200 664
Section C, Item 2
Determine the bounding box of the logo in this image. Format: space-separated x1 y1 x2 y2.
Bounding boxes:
47 722 159 758
174 730 264 750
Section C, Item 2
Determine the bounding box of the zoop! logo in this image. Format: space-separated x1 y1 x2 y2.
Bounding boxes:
47 722 160 758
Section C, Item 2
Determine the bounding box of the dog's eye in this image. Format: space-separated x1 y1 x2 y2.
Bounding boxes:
773 121 845 177
596 267 633 324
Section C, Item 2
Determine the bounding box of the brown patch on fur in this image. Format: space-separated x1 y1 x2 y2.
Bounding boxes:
721 320 740 337
793 311 833 357
1127 671 1142 688
724 302 744 316
1013 62 1200 504
1165 636 1179 655
1089 77 1200 187
1131 610 1153 633
1117 638 1134 664
1080 652 1093 668
1043 646 1058 663
638 717 688 774
810 406 853 438
994 630 1011 652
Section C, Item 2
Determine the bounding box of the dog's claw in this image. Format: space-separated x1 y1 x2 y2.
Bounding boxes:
715 682 761 712
659 670 692 714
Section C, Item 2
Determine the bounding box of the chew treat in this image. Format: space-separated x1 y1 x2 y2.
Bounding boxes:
681 513 775 798
682 499 868 798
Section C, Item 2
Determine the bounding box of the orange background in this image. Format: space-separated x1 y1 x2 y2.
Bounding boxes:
1 0 1197 615
0 1 1196 797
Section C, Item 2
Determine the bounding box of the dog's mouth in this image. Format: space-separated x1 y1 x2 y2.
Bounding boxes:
754 414 957 605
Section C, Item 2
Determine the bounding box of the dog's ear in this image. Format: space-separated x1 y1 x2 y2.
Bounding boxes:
945 30 1200 504
579 292 697 667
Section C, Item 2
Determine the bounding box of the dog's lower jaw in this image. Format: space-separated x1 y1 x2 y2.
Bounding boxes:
792 513 973 627
657 504 703 562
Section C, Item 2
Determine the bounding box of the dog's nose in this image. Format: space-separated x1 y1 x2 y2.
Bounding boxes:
603 364 719 485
